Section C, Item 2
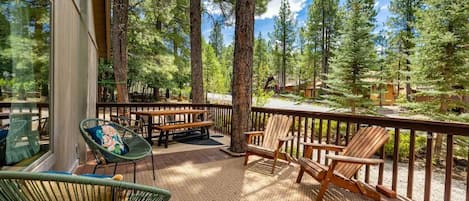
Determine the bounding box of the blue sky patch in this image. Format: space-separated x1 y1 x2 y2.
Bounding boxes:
202 0 391 45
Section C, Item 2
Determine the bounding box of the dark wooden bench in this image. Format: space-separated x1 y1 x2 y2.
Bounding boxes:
155 121 214 148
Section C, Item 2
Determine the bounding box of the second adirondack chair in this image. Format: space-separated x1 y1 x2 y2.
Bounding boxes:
244 114 294 174
296 126 389 201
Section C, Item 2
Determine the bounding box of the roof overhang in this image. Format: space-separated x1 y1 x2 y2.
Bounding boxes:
92 0 111 60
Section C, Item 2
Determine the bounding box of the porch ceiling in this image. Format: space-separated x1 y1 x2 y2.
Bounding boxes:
92 0 111 60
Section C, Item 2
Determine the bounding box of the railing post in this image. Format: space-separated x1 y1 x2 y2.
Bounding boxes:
392 128 400 192
444 134 453 201
424 132 433 201
467 140 469 201
407 129 416 199
296 116 301 159
317 119 323 164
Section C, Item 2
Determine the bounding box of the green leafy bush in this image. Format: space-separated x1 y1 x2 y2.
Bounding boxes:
384 131 427 161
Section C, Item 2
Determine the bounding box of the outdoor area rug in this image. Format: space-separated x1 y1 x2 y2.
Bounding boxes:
175 136 223 146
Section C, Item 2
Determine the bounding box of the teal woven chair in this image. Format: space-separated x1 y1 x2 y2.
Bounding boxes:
79 118 155 183
0 171 171 201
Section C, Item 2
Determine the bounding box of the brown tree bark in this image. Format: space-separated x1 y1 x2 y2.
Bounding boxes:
190 0 204 104
321 0 327 91
153 87 160 102
230 0 255 153
112 0 129 103
281 23 287 92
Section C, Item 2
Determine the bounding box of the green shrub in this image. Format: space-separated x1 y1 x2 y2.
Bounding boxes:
384 131 427 161
454 136 468 159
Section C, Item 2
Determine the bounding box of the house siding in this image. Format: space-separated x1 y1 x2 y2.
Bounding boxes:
52 0 97 171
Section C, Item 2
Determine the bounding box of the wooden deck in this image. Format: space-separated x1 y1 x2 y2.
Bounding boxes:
75 147 403 201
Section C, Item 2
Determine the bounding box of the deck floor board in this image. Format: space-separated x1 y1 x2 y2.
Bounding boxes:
75 147 402 201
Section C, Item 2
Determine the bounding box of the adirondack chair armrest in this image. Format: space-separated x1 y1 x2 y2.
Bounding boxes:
300 142 345 152
278 135 295 142
276 135 295 150
245 131 264 144
326 154 384 165
244 131 264 136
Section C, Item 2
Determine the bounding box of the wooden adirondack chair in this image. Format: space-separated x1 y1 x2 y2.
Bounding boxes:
244 114 294 174
296 126 390 201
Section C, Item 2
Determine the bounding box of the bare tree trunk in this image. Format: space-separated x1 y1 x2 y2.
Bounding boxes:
112 0 129 103
230 0 255 153
190 0 204 104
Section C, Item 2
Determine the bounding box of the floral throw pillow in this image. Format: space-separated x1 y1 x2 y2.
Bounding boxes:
87 125 128 155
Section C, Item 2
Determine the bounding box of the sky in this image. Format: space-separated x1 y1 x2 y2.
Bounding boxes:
201 0 391 45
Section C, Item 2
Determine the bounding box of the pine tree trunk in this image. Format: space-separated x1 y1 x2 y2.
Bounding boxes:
230 0 255 153
396 50 401 99
434 96 449 164
312 42 317 99
313 68 317 98
282 28 287 93
321 0 327 91
190 0 204 104
112 0 129 103
153 88 160 102
275 45 281 92
433 134 443 164
405 61 412 101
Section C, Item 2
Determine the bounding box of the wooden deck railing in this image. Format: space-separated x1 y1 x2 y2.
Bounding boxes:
0 102 49 120
96 102 469 201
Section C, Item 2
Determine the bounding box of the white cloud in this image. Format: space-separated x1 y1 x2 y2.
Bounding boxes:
374 1 380 8
204 0 233 17
256 0 307 20
380 4 388 11
204 0 223 15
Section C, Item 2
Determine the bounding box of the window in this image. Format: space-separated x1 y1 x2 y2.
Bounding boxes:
0 0 51 170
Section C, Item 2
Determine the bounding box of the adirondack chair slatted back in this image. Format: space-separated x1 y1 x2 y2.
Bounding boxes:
262 115 293 149
335 127 389 178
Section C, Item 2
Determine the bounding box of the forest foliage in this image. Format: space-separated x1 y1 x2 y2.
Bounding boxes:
97 0 468 124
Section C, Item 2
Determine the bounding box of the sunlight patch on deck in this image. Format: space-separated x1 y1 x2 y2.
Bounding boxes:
147 157 380 201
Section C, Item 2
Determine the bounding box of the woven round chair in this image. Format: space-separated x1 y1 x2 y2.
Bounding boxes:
0 171 171 201
79 118 155 183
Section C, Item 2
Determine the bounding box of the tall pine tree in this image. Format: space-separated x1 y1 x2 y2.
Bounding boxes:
203 41 227 96
253 32 273 106
388 0 422 101
272 0 296 92
295 27 313 94
209 21 224 58
323 0 377 114
413 0 469 162
306 0 340 92
413 0 468 115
